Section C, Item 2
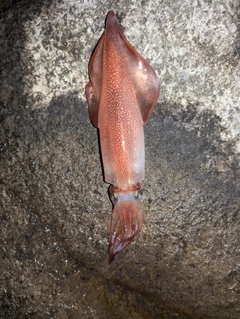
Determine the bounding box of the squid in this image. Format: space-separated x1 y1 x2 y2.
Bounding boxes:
85 11 160 262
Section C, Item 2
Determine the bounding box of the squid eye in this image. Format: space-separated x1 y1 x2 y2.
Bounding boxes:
109 191 118 205
133 190 139 199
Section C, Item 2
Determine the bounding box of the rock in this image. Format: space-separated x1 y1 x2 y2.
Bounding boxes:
1 1 240 318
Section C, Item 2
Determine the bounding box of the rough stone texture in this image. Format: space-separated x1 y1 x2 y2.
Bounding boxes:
0 0 240 318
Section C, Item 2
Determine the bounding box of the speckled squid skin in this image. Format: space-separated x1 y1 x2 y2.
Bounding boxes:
85 11 160 262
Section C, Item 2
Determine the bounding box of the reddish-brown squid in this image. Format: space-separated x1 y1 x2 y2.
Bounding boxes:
85 11 160 262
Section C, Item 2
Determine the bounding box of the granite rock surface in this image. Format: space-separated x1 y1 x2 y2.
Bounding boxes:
1 0 240 318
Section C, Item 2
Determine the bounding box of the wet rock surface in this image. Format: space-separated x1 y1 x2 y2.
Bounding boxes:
1 1 240 318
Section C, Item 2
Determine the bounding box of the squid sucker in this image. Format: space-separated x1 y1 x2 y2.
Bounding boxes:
85 11 160 262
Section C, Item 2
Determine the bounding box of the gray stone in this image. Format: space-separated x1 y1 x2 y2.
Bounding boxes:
1 0 240 318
